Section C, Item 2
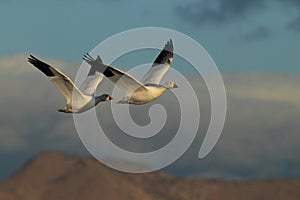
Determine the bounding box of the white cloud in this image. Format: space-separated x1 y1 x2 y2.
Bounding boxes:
224 73 300 107
1 54 300 179
0 54 83 152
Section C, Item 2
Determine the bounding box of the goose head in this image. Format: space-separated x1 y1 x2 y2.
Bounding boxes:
163 81 178 89
95 94 113 105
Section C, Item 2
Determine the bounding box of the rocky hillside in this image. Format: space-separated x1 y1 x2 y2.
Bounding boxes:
0 152 299 200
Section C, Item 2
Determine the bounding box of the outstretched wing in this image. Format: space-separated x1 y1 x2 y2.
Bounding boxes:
142 39 174 85
80 54 105 96
79 74 104 96
28 55 86 104
83 53 146 95
103 66 147 94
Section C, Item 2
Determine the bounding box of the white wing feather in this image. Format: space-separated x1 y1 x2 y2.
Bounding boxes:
79 73 104 96
82 53 146 95
104 66 147 95
142 39 174 85
28 55 86 104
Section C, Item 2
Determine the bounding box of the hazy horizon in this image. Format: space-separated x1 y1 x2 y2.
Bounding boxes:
1 0 300 182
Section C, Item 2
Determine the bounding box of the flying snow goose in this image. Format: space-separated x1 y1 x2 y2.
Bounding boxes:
83 39 178 105
28 55 112 113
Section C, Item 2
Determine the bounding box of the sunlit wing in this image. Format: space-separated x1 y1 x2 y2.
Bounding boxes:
103 66 147 94
83 53 146 94
28 55 86 104
142 39 174 85
79 73 104 96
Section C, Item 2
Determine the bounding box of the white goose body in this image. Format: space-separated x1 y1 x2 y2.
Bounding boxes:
58 94 108 113
121 84 167 104
83 39 178 105
28 55 112 113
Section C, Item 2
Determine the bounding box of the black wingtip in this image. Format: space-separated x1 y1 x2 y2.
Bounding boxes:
28 54 36 64
27 55 55 77
152 40 174 66
164 39 173 52
28 54 38 62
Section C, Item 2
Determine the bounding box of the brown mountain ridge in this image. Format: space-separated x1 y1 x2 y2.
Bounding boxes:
0 152 300 200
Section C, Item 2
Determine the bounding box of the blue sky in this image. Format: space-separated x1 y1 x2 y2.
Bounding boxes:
0 0 299 71
1 0 300 180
